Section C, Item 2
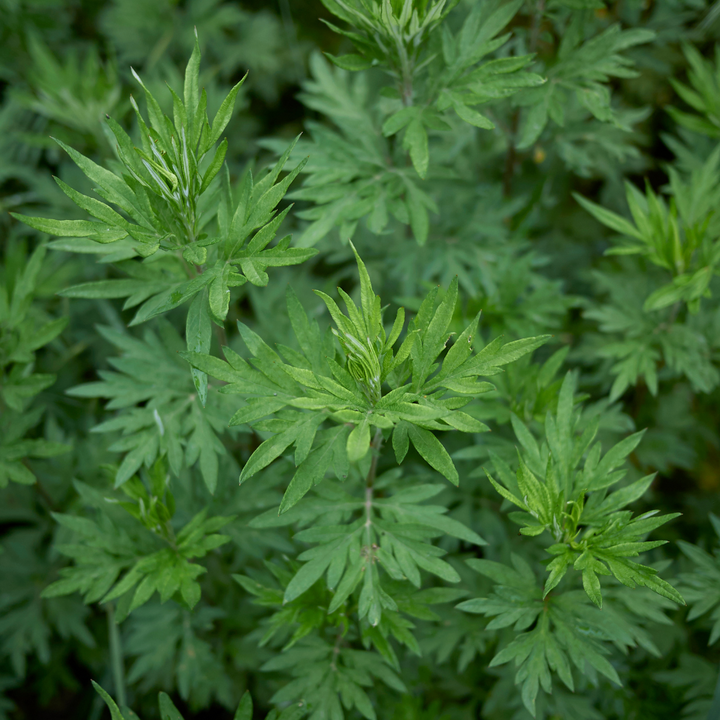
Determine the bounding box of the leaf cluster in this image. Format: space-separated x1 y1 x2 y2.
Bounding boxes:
42 477 234 623
0 242 69 487
575 144 720 314
94 681 306 720
184 244 548 511
485 373 684 610
12 31 316 346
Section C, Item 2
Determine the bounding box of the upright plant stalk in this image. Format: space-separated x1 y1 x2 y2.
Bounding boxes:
365 429 384 493
708 666 720 720
279 0 303 83
106 604 126 709
364 429 384 546
504 0 546 198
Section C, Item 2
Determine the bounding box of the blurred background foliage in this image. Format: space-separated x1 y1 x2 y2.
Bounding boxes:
4 0 720 718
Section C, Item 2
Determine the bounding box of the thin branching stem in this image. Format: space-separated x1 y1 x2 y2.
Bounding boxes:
504 0 545 197
329 625 345 672
364 429 384 546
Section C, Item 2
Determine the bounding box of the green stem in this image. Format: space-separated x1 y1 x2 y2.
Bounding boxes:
530 0 546 53
667 300 682 326
504 0 545 198
391 30 414 107
329 626 344 672
22 459 57 511
106 603 127 708
364 429 384 546
502 111 519 198
179 257 228 350
366 429 384 493
279 0 303 83
707 663 720 720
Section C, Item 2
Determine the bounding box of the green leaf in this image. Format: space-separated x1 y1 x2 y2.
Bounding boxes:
284 545 337 603
51 136 146 223
393 421 410 464
53 176 132 230
324 52 373 71
405 180 430 246
408 425 458 485
582 568 602 608
544 553 572 596
159 692 185 720
230 397 289 426
184 29 201 126
240 423 303 484
130 67 172 148
180 574 202 610
203 75 247 154
10 213 114 238
347 413 371 464
92 681 127 720
573 192 643 240
517 97 549 149
58 279 151 299
453 102 494 129
129 271 215 326
404 118 429 179
200 139 228 195
382 107 416 136
235 692 253 720
280 426 347 513
350 242 378 332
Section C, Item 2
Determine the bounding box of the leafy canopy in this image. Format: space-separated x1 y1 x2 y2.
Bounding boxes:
183 243 550 512
41 472 234 623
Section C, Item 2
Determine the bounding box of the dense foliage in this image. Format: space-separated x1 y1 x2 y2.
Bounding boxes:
3 0 720 718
